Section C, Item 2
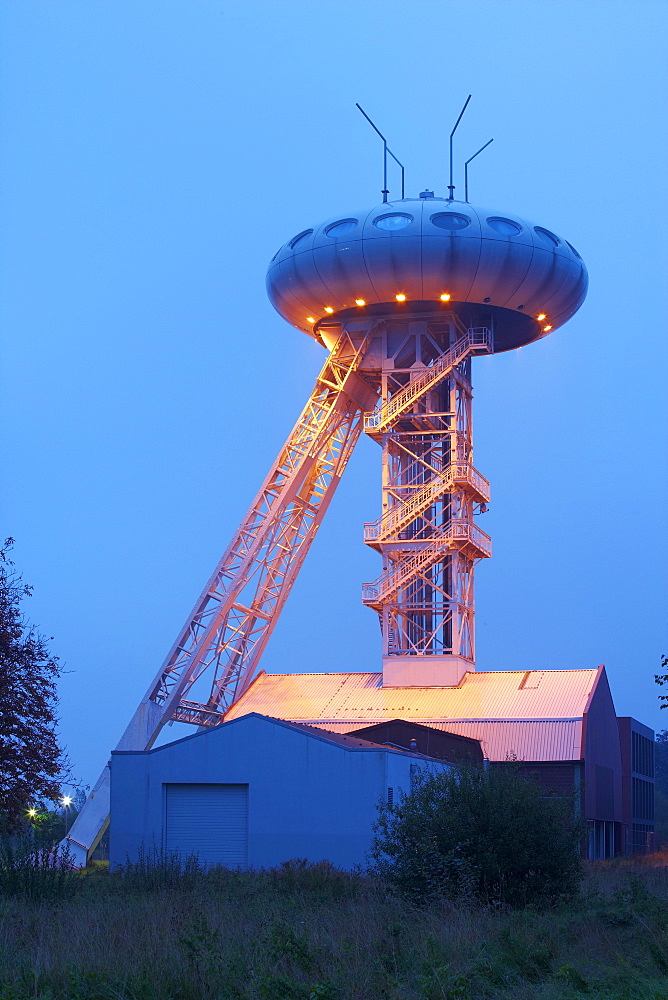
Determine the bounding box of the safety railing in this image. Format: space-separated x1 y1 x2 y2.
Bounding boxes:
364 328 492 434
448 519 492 557
362 518 491 605
363 462 490 543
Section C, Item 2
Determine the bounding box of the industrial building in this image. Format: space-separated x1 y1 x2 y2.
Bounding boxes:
222 666 652 860
110 712 447 870
70 107 655 870
618 718 656 855
110 668 654 867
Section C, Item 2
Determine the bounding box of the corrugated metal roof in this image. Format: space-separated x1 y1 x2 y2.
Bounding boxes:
230 671 380 723
226 668 598 725
257 716 415 752
281 720 583 762
443 721 582 762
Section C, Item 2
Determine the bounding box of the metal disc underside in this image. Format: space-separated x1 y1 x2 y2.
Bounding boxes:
266 195 588 350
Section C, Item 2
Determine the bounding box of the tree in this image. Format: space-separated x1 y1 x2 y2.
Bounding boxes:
371 765 583 908
654 654 668 708
653 731 668 849
655 731 668 793
0 539 68 829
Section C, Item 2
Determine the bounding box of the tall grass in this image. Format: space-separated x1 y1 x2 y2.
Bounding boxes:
0 835 78 902
1 854 668 999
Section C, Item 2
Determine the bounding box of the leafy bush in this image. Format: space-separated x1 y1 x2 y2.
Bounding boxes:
371 765 583 907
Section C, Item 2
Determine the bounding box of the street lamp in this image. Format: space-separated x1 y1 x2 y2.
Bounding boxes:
60 795 73 835
26 806 38 844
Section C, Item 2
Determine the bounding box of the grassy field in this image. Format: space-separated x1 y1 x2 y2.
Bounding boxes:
1 856 668 1000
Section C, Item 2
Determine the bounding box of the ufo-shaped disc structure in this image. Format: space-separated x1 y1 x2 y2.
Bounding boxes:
267 192 588 352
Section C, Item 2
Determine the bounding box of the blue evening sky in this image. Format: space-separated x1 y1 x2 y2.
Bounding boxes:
1 0 666 789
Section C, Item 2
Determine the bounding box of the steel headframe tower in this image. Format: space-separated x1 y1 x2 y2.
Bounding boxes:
360 317 491 686
64 186 587 865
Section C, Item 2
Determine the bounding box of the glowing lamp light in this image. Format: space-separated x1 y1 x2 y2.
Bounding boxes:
61 795 73 807
324 306 334 314
395 293 406 302
537 313 546 321
543 324 553 332
355 298 366 306
306 317 315 324
440 293 451 302
27 808 37 818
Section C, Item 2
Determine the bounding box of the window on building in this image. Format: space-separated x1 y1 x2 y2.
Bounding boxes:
632 776 655 821
632 731 654 777
632 823 655 854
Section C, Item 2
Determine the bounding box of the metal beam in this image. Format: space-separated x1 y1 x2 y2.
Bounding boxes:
63 329 378 865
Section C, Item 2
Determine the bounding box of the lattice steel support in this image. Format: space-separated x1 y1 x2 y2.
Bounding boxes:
64 328 378 865
361 313 492 687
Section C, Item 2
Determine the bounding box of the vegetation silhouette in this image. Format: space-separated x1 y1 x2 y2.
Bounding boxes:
371 764 583 907
0 539 68 829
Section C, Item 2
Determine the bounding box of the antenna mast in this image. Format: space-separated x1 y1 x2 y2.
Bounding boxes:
464 138 494 202
448 95 471 200
356 104 405 202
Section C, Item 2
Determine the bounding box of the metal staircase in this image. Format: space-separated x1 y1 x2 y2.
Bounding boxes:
364 460 489 545
364 328 491 435
362 520 491 608
362 322 492 663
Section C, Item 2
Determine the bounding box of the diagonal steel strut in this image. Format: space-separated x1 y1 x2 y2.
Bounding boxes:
148 329 377 720
63 329 378 865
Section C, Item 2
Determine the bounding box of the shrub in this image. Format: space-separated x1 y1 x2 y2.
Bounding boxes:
371 765 583 907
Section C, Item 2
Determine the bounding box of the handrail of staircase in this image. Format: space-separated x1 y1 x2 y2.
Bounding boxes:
363 463 490 541
364 328 491 432
362 518 492 602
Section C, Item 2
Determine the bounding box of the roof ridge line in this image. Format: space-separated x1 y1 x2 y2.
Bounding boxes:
286 717 583 725
261 668 598 679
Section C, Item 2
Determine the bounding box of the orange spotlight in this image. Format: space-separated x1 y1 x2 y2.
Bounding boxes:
395 293 406 302
543 324 553 332
440 293 451 301
355 298 366 306
537 313 546 321
307 317 315 324
324 306 334 314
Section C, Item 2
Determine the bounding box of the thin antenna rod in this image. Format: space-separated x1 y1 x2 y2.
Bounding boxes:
387 148 405 200
464 138 493 203
448 95 471 200
356 103 405 202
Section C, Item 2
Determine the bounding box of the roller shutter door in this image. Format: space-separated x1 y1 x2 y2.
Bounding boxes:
165 783 248 867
